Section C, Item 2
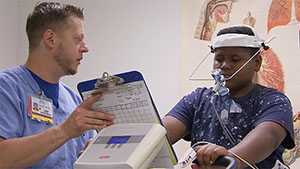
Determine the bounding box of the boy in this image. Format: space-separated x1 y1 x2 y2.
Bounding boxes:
163 25 295 168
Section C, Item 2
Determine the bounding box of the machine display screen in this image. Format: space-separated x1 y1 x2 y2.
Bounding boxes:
108 136 131 144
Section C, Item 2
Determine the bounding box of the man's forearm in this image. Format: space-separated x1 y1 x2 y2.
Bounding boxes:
0 125 70 169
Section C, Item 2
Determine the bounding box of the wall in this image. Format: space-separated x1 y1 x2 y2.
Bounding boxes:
14 0 181 118
2 0 299 168
0 0 18 70
1 0 180 120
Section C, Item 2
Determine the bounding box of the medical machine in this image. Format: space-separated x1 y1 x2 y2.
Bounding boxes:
74 123 167 169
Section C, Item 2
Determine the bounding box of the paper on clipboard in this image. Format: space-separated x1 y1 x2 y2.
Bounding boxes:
78 71 178 168
81 80 160 125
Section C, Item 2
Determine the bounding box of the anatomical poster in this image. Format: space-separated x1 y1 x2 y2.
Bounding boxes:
181 0 300 114
180 0 300 165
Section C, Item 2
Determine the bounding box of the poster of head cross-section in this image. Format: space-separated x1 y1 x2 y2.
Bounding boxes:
180 0 300 165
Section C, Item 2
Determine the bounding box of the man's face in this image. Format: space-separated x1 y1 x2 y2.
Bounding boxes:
34 103 38 109
54 16 89 76
213 47 260 94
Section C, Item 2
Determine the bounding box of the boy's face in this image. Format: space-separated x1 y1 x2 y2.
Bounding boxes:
213 47 261 96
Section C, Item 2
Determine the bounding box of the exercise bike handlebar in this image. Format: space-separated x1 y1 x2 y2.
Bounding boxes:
213 155 238 169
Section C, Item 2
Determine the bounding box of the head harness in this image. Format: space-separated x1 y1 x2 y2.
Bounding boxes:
209 25 269 53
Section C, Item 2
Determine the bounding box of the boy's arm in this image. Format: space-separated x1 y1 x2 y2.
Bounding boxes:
229 121 287 168
162 115 189 144
192 121 287 169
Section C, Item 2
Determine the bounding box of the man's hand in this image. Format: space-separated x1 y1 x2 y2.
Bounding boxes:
60 93 114 139
78 139 93 157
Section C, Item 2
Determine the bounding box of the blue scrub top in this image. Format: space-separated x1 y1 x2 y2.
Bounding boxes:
0 65 94 169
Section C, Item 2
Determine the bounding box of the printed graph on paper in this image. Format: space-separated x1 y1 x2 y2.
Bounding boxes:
81 80 160 125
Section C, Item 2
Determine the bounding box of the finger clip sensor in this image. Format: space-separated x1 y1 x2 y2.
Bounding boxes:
178 147 197 168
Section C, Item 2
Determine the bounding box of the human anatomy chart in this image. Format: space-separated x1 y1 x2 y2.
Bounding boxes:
268 0 300 33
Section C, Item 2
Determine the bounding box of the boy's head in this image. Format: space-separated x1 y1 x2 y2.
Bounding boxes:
211 25 263 97
214 25 261 56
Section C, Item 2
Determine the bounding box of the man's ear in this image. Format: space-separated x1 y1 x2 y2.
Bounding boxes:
255 54 262 72
43 29 56 49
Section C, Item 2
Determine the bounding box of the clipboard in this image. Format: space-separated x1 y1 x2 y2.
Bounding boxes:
77 70 178 168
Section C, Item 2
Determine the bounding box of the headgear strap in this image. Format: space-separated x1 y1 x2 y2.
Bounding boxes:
209 25 269 53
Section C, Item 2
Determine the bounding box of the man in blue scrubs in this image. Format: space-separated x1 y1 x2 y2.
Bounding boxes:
0 2 114 169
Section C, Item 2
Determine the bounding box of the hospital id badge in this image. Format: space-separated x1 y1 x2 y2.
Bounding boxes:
28 94 54 124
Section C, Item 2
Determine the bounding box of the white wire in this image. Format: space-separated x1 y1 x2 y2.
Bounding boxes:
189 36 276 82
224 48 262 81
191 141 211 148
228 150 259 169
189 51 213 81
210 96 237 146
210 95 259 168
194 97 259 169
221 36 276 81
